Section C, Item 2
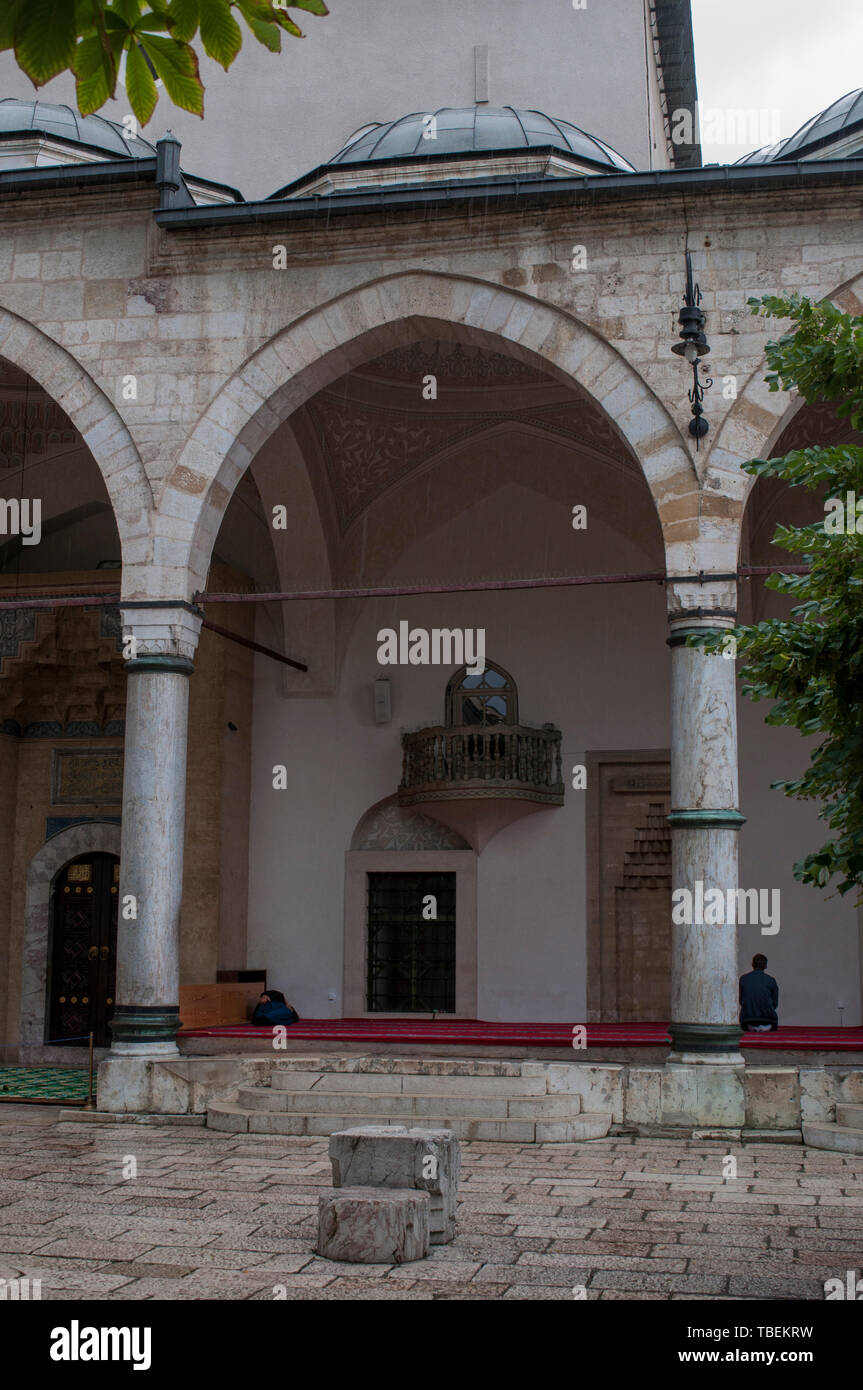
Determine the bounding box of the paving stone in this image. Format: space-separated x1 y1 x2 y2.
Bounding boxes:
0 1109 859 1302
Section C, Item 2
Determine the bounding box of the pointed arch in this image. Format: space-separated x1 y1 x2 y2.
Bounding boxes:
157 271 694 599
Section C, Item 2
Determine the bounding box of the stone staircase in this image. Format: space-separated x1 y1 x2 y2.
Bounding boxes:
206 1056 613 1142
803 1101 863 1155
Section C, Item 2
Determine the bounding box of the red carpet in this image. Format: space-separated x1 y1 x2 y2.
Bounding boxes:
176 1019 863 1050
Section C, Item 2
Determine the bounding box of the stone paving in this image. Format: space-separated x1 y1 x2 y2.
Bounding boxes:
0 1104 861 1301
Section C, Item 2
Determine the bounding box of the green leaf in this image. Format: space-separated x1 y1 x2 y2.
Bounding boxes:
288 0 328 12
0 0 25 50
125 37 159 125
199 0 242 67
15 0 78 85
165 0 199 41
110 0 145 24
136 31 203 114
271 8 303 36
73 32 121 114
242 15 281 50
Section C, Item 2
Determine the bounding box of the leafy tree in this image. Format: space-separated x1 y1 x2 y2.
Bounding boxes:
691 294 863 902
1 0 328 127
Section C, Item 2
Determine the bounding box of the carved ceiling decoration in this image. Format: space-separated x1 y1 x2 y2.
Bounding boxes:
351 797 470 851
304 391 631 532
0 605 125 735
356 340 549 387
0 365 78 465
747 401 863 554
772 400 863 456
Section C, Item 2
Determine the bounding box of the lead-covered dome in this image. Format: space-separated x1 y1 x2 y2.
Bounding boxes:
735 88 863 166
0 97 156 162
331 106 634 172
270 103 635 199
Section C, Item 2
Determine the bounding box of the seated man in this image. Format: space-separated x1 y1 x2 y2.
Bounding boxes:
251 990 299 1026
739 954 779 1032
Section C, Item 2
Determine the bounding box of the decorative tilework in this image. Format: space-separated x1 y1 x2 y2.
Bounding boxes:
46 816 121 840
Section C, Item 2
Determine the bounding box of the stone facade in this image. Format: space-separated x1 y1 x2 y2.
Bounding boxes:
1 52 862 1116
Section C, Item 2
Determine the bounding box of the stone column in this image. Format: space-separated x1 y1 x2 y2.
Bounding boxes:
667 579 744 1070
99 603 201 1110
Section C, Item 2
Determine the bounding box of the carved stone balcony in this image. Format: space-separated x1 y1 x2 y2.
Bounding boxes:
399 723 565 810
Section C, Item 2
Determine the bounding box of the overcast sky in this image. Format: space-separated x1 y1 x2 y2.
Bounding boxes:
691 0 863 163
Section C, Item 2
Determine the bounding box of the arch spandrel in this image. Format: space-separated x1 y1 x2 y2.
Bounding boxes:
707 268 863 508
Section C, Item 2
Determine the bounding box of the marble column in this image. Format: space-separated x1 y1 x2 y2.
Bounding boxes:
108 603 201 1059
667 579 744 1065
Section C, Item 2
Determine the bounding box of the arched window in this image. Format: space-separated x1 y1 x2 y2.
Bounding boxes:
445 661 518 728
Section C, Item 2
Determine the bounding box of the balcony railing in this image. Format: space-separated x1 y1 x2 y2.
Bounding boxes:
399 723 565 806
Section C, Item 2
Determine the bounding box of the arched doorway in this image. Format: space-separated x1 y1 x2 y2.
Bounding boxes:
47 852 119 1047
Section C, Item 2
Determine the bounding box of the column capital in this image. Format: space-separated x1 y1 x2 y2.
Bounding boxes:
119 600 202 668
666 575 737 631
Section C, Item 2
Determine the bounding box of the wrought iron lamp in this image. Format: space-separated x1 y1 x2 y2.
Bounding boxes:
671 251 712 447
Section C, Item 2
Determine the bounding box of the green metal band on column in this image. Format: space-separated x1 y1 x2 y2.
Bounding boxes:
667 809 746 829
668 1021 743 1053
124 655 195 676
109 1005 181 1044
666 623 736 648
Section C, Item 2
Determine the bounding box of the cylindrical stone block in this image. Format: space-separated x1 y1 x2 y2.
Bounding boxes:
329 1125 460 1243
317 1187 430 1264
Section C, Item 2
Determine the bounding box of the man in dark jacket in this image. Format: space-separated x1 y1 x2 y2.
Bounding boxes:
251 990 299 1026
739 954 779 1032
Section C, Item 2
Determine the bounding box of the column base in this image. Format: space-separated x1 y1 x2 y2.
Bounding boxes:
110 1041 180 1058
109 1004 180 1048
668 1021 743 1056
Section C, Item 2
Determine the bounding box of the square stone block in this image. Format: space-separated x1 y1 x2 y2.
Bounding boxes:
329 1125 460 1243
624 1067 662 1125
660 1063 745 1129
317 1187 429 1264
744 1067 800 1129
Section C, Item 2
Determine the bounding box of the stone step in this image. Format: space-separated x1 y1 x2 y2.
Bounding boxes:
207 1101 611 1143
802 1121 863 1155
269 1055 527 1077
835 1102 863 1128
233 1085 581 1119
269 1070 550 1097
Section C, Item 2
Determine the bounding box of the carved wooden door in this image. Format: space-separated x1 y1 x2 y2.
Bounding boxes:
48 854 119 1047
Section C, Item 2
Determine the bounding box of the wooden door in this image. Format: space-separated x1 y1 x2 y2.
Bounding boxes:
48 854 119 1047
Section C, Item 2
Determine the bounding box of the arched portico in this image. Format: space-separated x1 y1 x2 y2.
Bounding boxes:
154 272 696 600
104 274 747 1100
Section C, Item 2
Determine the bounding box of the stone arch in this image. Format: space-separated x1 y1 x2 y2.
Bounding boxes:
0 308 152 551
350 795 470 851
707 270 863 507
163 271 694 599
20 820 121 1049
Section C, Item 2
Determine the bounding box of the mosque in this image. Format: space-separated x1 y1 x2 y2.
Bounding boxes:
0 0 861 1139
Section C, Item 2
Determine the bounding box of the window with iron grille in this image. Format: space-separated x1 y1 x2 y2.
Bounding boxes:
367 871 456 1012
